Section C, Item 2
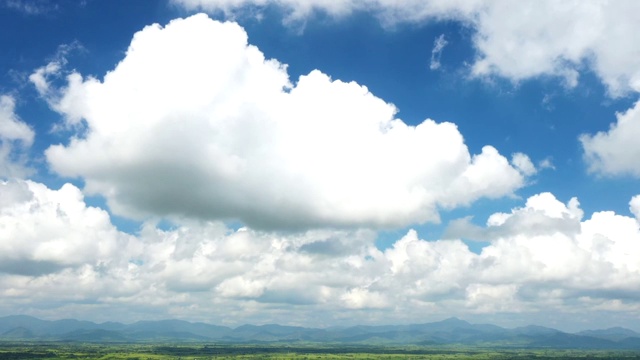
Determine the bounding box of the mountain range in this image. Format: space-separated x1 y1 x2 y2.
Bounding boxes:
2 315 640 349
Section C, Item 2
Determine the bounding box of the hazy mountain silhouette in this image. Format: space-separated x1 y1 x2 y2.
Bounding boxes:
1 315 639 349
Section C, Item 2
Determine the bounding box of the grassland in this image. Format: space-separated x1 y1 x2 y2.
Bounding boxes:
2 343 640 359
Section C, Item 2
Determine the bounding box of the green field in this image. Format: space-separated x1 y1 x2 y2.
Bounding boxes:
2 343 640 359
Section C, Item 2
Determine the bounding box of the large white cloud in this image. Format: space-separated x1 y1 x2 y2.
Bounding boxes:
2 180 640 329
174 0 640 97
173 1 640 179
580 101 640 177
0 95 34 178
34 14 528 230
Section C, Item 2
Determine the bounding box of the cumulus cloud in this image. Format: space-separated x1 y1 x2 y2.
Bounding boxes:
174 0 640 96
34 14 527 230
580 101 640 177
445 192 582 241
2 180 640 328
0 95 34 178
171 2 640 180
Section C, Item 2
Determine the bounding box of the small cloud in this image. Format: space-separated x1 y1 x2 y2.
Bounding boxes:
538 157 555 170
429 34 448 70
541 93 555 111
511 153 536 176
3 0 59 15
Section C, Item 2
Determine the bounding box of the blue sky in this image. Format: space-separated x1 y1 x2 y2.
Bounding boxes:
1 0 640 332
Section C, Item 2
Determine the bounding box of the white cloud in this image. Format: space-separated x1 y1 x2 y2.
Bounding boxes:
511 152 536 177
172 0 481 23
173 0 640 96
29 42 85 129
630 195 640 222
171 2 640 180
0 96 33 146
173 0 363 20
341 287 389 309
446 192 583 241
0 179 136 276
34 14 527 230
429 34 448 70
580 101 640 177
0 95 35 178
538 157 555 170
129 193 640 325
2 181 640 328
30 61 62 96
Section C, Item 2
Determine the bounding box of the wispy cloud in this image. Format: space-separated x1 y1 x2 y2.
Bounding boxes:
3 0 59 15
429 34 448 70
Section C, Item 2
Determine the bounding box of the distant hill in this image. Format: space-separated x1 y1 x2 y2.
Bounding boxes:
577 327 640 341
1 326 35 339
1 315 639 349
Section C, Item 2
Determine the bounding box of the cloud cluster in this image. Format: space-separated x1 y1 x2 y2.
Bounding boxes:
174 0 640 96
0 179 134 276
467 0 640 95
171 1 640 178
0 95 34 178
1 179 640 329
7 3 640 330
34 14 528 230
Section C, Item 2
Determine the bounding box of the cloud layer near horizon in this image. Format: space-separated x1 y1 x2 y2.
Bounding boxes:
33 14 529 230
2 178 640 329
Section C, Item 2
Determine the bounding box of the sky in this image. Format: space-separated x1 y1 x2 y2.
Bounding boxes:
1 0 640 332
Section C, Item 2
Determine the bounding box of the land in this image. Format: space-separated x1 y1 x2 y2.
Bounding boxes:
3 316 640 358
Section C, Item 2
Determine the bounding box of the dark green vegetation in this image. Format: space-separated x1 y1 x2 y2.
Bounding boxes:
1 343 640 360
3 316 640 350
